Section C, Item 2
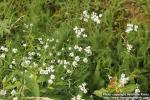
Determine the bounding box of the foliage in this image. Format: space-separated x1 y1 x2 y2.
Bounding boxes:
0 0 150 100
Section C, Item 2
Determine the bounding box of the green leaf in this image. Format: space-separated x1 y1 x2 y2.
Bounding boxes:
18 72 40 97
5 82 21 90
94 88 108 97
122 84 136 92
137 75 148 92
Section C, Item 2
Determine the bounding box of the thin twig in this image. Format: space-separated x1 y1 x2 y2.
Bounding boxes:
10 15 25 29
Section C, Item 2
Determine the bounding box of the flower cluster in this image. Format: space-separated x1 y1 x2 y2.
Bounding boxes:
125 23 138 53
0 10 94 100
21 57 31 68
125 23 138 33
91 12 102 24
0 89 6 96
23 23 33 32
11 89 17 96
0 46 8 58
80 10 90 22
79 83 88 94
119 73 129 87
73 26 87 38
80 10 103 24
135 88 140 94
12 48 18 54
48 74 55 84
84 46 92 55
126 43 133 53
71 95 85 100
13 97 18 100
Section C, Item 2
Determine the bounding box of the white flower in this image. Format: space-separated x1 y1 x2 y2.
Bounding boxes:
23 43 27 47
21 59 31 67
61 48 65 51
48 79 53 84
64 60 69 65
38 38 42 41
135 88 140 94
51 60 55 64
127 43 133 52
73 26 85 38
80 10 90 22
121 73 125 78
91 12 102 24
84 46 92 55
119 73 129 87
47 39 50 41
71 95 85 100
36 52 40 57
30 23 33 27
73 26 78 31
31 52 35 56
75 56 80 62
125 24 133 33
79 83 88 94
68 47 72 50
64 65 67 69
37 47 41 50
12 48 18 53
69 52 74 57
43 62 46 66
67 69 72 73
5 48 8 52
77 95 81 100
28 56 32 60
82 34 87 38
72 61 78 67
9 64 13 68
78 47 82 52
40 69 49 75
61 77 64 80
44 44 49 49
58 60 63 65
0 90 6 96
50 74 55 80
108 75 112 80
99 14 103 18
49 52 53 56
11 89 17 96
83 58 88 63
134 25 138 31
80 28 85 33
74 45 79 50
1 46 5 50
40 41 44 44
0 46 8 52
125 24 138 33
0 46 5 51
47 65 55 73
24 23 29 28
12 77 17 82
12 59 16 65
0 53 5 58
13 97 18 100
33 62 38 67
